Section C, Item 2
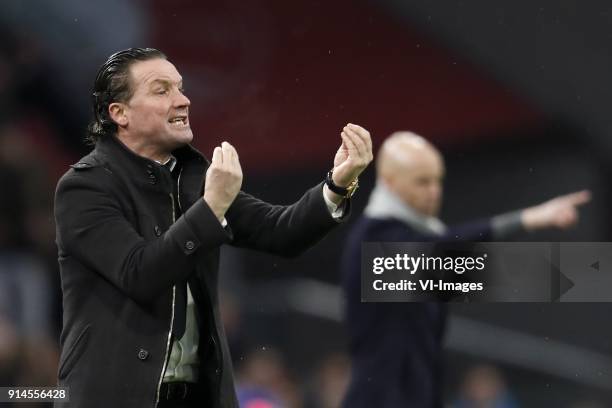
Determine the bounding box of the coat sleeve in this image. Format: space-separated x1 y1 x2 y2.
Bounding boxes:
225 182 349 257
436 219 493 241
54 168 231 304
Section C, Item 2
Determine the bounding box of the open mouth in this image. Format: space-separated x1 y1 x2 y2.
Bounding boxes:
168 115 189 127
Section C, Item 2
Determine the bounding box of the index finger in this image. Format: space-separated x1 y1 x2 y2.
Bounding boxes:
221 141 236 161
224 141 243 168
347 123 372 150
562 190 592 206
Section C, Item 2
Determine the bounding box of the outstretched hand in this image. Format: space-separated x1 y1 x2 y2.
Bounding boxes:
522 190 591 231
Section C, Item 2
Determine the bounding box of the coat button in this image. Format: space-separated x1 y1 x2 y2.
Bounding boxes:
154 225 162 236
137 348 149 360
185 241 195 251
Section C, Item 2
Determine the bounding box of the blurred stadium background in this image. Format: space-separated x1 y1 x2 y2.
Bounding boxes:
1 0 611 406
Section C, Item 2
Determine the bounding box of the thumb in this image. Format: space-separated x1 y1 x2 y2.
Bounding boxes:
211 146 223 166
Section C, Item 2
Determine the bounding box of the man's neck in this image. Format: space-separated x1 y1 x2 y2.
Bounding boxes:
116 134 171 164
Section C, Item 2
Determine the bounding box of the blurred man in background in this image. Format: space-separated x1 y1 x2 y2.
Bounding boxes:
54 48 372 408
236 349 298 408
341 131 591 408
452 364 518 408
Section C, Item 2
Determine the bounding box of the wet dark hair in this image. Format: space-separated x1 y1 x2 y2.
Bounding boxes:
86 47 166 144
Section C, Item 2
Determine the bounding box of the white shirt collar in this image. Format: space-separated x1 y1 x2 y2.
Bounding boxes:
155 155 177 172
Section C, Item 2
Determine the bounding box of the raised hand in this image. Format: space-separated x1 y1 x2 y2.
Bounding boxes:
332 123 373 187
203 141 243 222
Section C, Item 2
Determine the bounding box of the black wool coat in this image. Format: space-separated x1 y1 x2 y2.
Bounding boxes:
54 135 346 407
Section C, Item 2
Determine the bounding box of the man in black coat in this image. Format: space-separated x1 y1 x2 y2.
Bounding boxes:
54 48 373 408
341 131 590 408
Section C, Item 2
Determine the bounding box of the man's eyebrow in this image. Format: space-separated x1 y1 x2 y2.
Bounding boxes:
148 79 172 87
147 78 183 87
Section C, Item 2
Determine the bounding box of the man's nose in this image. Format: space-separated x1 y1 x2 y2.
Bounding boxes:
174 91 191 108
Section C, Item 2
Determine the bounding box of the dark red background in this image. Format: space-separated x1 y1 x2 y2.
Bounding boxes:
152 0 540 171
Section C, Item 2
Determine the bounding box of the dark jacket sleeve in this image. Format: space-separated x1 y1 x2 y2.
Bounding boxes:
354 217 493 243
54 168 231 304
225 182 349 257
419 219 494 242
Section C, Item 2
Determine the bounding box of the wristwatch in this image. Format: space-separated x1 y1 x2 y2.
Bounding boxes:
325 169 359 198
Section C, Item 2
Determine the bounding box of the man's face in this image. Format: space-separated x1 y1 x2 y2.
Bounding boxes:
392 151 445 217
119 58 192 151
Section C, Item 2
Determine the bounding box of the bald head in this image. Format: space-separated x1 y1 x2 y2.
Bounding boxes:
376 131 445 216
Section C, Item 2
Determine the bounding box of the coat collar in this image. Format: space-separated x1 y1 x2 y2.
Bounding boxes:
364 182 447 236
92 134 207 192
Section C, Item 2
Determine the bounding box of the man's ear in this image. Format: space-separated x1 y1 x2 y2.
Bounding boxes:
108 102 128 127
